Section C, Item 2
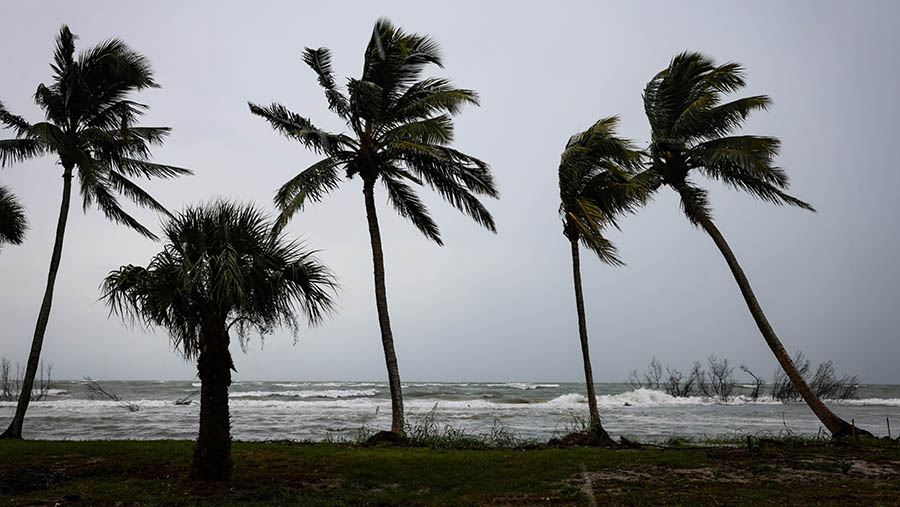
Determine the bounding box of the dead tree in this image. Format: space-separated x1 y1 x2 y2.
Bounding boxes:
740 364 764 401
84 376 139 412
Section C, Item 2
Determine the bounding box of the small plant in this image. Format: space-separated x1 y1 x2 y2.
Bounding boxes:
400 405 523 449
486 418 518 448
354 407 378 444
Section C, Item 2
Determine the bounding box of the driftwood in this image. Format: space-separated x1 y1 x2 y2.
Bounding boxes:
84 376 139 412
175 390 197 406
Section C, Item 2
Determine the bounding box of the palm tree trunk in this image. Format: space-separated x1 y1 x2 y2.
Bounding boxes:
362 179 404 435
192 324 233 481
674 184 855 437
2 165 73 439
569 237 603 430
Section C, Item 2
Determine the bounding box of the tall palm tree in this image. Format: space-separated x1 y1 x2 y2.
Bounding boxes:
558 117 647 439
0 26 190 439
642 52 855 437
249 18 498 435
102 200 336 480
0 185 27 247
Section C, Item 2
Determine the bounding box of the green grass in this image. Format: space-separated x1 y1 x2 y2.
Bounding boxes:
1 438 898 505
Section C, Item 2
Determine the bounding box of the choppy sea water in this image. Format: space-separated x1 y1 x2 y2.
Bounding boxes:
2 381 898 442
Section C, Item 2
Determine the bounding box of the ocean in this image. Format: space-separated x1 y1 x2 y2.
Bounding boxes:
2 381 898 442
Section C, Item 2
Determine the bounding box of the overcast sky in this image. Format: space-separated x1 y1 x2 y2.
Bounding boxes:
1 1 898 383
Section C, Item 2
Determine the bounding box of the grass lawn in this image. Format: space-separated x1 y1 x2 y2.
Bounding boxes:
1 438 899 505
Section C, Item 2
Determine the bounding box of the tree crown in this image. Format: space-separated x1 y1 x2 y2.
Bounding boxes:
558 116 651 265
249 18 498 244
642 51 813 225
102 200 337 358
0 25 191 239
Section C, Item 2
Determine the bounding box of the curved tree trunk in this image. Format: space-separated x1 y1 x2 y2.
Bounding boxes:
2 165 73 439
192 324 233 481
569 237 604 432
362 179 404 435
674 184 855 437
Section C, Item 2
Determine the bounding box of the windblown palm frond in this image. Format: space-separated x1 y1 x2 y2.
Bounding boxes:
558 116 652 264
643 51 812 223
102 200 337 359
250 17 497 242
0 185 27 246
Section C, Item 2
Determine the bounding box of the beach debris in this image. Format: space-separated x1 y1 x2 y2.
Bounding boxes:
174 390 197 406
84 376 139 412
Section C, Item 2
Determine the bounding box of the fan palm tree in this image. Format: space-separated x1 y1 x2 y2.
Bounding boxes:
102 200 336 480
0 185 27 247
642 51 855 437
0 26 190 439
558 116 647 439
249 18 498 435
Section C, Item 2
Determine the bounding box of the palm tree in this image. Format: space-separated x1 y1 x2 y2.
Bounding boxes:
0 26 190 439
102 200 336 480
0 185 27 247
558 117 647 440
249 18 498 435
642 51 856 437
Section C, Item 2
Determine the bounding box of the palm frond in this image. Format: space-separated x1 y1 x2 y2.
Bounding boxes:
381 175 441 244
0 184 28 246
675 181 713 227
363 18 443 98
114 158 192 179
105 170 172 216
383 115 454 145
273 157 343 232
302 47 350 119
0 101 32 135
0 139 49 167
248 102 356 155
89 182 157 239
691 135 786 186
392 78 479 121
701 165 815 211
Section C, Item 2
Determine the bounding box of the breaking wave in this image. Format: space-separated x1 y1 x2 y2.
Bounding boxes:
485 383 560 390
544 389 784 408
229 389 378 399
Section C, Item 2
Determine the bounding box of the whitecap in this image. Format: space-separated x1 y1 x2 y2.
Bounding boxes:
229 389 378 399
486 383 558 390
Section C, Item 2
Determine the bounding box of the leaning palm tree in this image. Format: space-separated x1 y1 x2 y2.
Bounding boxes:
0 26 190 439
249 18 498 435
642 51 856 436
0 185 27 247
102 200 336 480
558 117 647 440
